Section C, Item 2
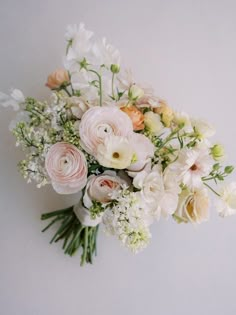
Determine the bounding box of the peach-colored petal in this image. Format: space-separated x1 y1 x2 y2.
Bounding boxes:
46 69 70 89
120 106 145 131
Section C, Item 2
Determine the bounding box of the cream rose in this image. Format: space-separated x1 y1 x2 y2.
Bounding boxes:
175 188 210 224
79 106 133 155
46 69 70 89
45 142 87 194
83 171 125 208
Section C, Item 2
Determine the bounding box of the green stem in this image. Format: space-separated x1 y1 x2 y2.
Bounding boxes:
81 227 89 266
41 206 73 220
111 72 115 99
204 182 221 197
89 69 102 106
62 86 72 97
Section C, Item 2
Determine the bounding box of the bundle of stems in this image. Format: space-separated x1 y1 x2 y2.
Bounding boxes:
41 206 99 266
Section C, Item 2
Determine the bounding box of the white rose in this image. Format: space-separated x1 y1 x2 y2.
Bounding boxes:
216 182 236 217
83 171 126 208
79 106 133 155
175 188 210 224
144 111 164 135
133 165 181 220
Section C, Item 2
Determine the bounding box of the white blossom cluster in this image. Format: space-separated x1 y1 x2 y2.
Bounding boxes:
103 187 151 253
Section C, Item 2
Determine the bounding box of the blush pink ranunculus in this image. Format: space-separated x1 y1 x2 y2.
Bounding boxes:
45 142 88 194
79 106 133 155
46 69 70 89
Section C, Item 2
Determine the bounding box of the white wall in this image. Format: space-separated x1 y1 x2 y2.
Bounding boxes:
1 0 236 314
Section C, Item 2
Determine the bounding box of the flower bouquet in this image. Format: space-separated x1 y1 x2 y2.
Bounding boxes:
1 24 236 266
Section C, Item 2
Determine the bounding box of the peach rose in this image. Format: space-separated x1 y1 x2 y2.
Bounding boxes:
120 106 144 131
45 142 87 194
79 106 133 155
46 69 70 89
83 171 125 208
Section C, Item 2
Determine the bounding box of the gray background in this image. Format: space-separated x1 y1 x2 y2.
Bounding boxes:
1 0 236 314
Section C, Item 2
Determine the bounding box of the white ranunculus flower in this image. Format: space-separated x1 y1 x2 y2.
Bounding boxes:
175 188 210 224
144 111 164 135
127 132 155 173
79 106 133 155
96 135 134 169
191 119 215 138
169 145 213 189
216 182 236 217
133 165 181 220
83 171 126 208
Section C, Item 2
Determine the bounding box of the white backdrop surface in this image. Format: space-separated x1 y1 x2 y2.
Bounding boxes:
1 1 236 314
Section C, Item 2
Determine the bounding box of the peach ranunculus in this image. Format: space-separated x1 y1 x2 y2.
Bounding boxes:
46 69 70 89
83 171 126 208
79 106 133 155
120 105 145 131
45 142 87 194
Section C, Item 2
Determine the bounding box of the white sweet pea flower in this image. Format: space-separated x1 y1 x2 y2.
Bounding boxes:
11 89 25 103
175 188 210 224
0 89 25 111
216 182 236 217
133 165 181 220
191 119 215 138
92 37 121 67
96 135 135 170
169 145 214 189
64 23 94 71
